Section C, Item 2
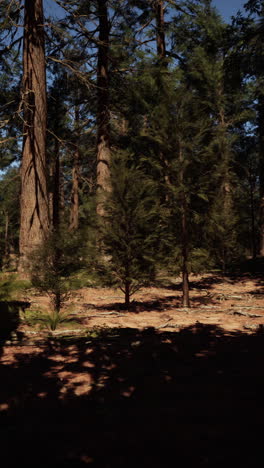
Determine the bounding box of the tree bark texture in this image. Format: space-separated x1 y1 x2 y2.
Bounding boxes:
97 0 111 216
19 0 49 268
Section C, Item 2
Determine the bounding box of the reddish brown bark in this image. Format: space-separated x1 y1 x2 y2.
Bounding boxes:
19 0 49 269
96 0 111 216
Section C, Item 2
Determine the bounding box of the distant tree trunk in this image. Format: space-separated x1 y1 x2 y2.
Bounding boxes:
258 94 264 256
179 143 190 308
19 0 49 270
218 99 233 272
2 211 9 269
154 0 170 202
69 148 80 230
96 0 111 216
52 140 60 230
155 0 166 60
4 211 9 258
249 170 257 259
69 107 80 231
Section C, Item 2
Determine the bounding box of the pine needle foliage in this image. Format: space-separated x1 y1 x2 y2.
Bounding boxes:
30 228 85 320
100 152 162 308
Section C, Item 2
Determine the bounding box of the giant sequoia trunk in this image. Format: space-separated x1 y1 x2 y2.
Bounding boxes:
96 0 111 216
19 0 49 269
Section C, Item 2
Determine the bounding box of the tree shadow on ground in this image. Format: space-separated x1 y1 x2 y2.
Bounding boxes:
0 323 263 467
0 301 29 350
93 294 219 313
246 276 264 296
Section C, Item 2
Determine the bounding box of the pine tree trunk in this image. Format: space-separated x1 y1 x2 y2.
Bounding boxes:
69 148 80 231
179 144 190 307
154 0 170 200
5 212 9 258
3 211 9 269
258 94 264 256
155 0 166 59
249 174 257 259
125 281 130 309
218 100 232 271
69 107 80 231
19 0 49 270
52 140 60 229
97 0 111 216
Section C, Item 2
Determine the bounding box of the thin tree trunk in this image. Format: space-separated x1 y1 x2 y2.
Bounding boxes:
60 165 65 217
179 143 190 307
249 173 257 259
52 140 60 229
4 211 9 259
154 0 170 200
155 0 166 60
69 107 80 231
218 98 232 271
96 0 111 216
125 281 130 309
19 0 49 270
69 148 80 230
258 94 264 256
2 211 9 269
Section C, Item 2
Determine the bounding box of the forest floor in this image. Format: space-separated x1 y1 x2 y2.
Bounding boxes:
0 273 264 467
13 272 264 335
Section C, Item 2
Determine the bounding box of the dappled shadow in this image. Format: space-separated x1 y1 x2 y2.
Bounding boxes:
247 276 264 296
0 323 263 467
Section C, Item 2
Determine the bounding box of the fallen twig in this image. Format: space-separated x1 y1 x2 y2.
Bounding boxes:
157 318 173 329
88 312 126 318
229 311 263 318
232 306 264 310
243 324 260 331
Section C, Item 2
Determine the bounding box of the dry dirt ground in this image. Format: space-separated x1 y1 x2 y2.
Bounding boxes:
17 273 264 335
0 274 264 468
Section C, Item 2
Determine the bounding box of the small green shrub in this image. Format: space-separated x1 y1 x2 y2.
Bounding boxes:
24 308 78 331
30 229 85 329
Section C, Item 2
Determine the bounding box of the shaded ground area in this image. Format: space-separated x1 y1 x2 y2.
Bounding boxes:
0 324 264 467
0 274 263 467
